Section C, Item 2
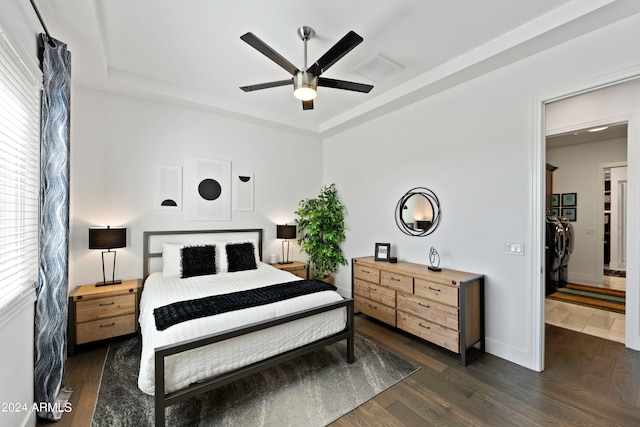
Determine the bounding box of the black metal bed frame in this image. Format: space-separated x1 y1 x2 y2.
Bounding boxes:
142 229 354 427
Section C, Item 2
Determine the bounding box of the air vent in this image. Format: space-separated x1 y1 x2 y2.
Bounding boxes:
352 53 402 82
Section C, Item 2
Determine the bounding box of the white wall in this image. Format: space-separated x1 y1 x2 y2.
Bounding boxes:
547 137 627 285
323 13 640 369
69 87 323 289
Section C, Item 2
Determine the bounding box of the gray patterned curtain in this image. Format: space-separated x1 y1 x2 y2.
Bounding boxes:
34 33 73 421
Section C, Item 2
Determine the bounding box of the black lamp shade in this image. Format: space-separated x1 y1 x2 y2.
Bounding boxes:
89 227 127 249
277 224 296 240
416 220 431 229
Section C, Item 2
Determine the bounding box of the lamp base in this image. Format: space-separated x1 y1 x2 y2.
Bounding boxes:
95 279 122 287
279 261 293 265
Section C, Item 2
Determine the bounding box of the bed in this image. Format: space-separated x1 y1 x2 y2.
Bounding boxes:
140 229 354 426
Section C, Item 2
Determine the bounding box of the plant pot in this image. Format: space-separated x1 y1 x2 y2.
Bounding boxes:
313 274 334 285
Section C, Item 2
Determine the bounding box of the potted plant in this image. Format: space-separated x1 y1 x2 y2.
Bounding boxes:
295 183 347 282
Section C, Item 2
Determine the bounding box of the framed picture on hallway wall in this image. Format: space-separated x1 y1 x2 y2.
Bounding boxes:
561 193 577 207
561 207 576 221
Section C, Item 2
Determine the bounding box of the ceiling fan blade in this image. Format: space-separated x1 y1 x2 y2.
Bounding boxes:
240 79 293 92
302 100 314 110
318 77 373 93
307 31 363 76
240 32 299 76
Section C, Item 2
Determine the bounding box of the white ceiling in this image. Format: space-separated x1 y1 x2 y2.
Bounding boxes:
547 122 628 149
36 0 640 136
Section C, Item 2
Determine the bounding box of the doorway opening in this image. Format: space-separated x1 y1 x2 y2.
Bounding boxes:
533 75 640 372
544 121 627 343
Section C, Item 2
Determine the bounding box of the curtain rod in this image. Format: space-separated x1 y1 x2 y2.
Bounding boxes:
29 0 54 44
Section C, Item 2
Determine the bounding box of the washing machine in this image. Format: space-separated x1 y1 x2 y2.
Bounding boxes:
545 216 565 295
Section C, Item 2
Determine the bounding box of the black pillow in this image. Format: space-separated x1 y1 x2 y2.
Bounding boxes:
181 245 216 278
226 242 257 272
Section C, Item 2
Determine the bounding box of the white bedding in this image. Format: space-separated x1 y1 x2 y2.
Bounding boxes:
137 262 346 395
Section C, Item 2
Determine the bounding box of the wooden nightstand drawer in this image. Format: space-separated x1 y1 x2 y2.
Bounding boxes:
76 293 136 323
68 279 141 356
273 261 308 279
76 313 136 344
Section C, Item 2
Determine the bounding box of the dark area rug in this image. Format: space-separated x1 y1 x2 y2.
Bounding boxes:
604 268 626 278
91 333 419 427
548 283 625 314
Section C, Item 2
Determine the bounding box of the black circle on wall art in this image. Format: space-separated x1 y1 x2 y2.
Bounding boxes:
198 179 222 201
161 199 178 206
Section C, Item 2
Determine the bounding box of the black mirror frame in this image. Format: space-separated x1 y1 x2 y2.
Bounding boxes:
394 187 441 236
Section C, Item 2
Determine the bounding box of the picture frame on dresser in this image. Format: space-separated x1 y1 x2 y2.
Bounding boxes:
374 243 390 261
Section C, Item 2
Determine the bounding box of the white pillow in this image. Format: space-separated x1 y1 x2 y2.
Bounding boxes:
162 242 185 277
216 239 260 273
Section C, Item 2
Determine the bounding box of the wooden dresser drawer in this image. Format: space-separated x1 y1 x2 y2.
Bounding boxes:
76 313 136 344
354 278 396 307
381 271 413 293
397 293 458 330
414 279 458 307
353 264 380 283
76 293 136 323
397 311 459 353
355 297 396 326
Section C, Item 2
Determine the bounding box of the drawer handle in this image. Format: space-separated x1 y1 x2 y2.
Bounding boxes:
99 301 115 306
368 286 377 291
418 302 431 308
100 322 116 328
368 304 377 310
390 277 401 282
418 322 431 330
428 286 441 292
362 269 370 274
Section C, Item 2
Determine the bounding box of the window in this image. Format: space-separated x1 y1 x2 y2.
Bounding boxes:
0 32 40 311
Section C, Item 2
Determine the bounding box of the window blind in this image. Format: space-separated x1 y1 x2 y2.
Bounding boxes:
0 32 40 311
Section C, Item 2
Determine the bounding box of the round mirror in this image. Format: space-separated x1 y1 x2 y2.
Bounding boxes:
395 187 441 236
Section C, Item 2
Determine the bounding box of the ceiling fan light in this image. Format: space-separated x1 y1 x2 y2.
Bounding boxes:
294 86 317 101
293 72 318 101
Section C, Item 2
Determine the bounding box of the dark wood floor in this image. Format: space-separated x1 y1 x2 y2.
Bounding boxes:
38 315 640 426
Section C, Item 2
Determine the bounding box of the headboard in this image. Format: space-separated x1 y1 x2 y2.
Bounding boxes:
142 229 263 281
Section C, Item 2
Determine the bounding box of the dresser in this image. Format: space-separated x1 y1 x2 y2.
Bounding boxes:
352 256 484 365
68 279 141 356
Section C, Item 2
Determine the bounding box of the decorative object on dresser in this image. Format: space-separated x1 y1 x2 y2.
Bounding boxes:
395 187 441 236
374 243 391 261
428 246 441 271
273 261 309 279
352 256 484 366
89 226 127 286
276 224 296 264
295 183 347 280
67 279 141 356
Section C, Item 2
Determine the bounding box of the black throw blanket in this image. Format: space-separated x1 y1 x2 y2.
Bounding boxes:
154 280 337 331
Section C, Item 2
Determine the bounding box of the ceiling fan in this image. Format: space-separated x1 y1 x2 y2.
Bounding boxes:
239 26 374 110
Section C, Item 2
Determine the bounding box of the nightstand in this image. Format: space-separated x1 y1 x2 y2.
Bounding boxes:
68 279 141 356
273 261 309 279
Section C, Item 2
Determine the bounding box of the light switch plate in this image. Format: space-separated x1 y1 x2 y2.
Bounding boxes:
504 241 525 255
